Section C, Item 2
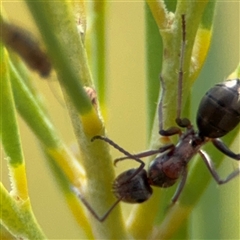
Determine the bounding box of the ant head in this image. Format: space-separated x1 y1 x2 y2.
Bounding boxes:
112 168 152 203
148 155 178 188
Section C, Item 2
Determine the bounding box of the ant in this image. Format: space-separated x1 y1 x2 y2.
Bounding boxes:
73 14 240 221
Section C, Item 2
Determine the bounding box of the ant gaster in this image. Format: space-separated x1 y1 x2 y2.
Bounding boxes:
73 15 240 221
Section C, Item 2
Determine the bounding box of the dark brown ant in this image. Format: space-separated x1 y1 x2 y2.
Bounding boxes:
0 20 52 77
73 15 240 221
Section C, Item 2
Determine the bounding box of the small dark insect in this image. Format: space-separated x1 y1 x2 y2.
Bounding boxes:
73 15 240 221
0 20 52 77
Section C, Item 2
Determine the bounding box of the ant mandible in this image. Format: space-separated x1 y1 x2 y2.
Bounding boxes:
73 14 240 222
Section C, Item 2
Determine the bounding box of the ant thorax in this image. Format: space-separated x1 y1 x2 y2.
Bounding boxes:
148 126 206 188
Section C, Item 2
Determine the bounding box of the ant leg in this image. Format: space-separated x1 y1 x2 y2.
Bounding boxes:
92 136 144 166
171 167 188 204
198 150 240 184
160 116 193 136
114 143 174 165
175 117 191 128
174 15 196 131
158 74 166 133
159 126 182 136
212 138 240 160
174 15 194 131
159 74 182 136
159 15 188 136
176 14 187 121
72 186 122 222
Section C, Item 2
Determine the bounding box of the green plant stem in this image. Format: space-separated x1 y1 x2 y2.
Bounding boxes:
127 1 217 239
61 92 128 239
7 55 96 237
146 0 168 29
0 49 28 200
9 59 85 185
7 54 97 236
0 48 46 239
0 223 16 240
0 184 46 239
159 1 210 130
25 1 96 118
42 148 94 239
144 3 162 139
24 2 129 238
87 1 107 117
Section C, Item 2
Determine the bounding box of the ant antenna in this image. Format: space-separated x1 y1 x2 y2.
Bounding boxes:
72 186 123 222
91 136 145 181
